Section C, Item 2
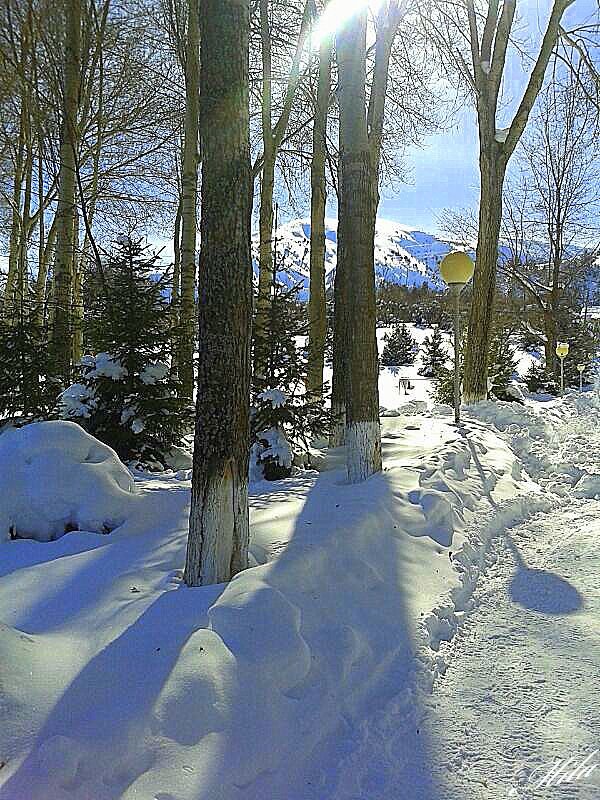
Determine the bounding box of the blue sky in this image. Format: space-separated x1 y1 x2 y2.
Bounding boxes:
360 0 599 234
378 111 480 232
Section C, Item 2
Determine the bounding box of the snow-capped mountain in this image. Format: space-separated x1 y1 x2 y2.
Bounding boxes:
251 217 596 299
252 218 453 297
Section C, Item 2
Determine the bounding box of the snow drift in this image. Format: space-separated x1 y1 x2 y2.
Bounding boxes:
0 421 136 542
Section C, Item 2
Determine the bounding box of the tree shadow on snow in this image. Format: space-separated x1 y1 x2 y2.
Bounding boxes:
504 536 583 615
189 464 449 800
0 581 226 800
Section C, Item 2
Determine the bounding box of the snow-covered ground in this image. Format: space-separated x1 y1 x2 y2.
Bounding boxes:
2 367 600 798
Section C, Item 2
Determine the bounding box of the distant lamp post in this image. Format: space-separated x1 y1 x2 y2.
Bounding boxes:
577 363 585 393
556 341 569 395
440 251 475 424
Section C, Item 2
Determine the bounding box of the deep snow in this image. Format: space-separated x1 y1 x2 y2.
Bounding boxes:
1 369 600 798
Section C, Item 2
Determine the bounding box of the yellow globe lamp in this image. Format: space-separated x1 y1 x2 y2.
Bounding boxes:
439 251 475 287
555 342 569 359
439 251 474 426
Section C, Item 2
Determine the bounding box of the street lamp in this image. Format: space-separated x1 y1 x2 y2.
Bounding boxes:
556 341 569 395
440 251 475 425
577 363 585 393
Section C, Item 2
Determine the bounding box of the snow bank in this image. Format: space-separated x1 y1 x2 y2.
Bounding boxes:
0 421 136 542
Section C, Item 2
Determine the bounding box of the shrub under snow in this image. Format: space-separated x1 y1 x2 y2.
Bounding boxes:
0 421 136 542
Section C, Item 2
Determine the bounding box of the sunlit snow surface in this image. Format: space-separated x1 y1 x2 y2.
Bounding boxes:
2 355 600 798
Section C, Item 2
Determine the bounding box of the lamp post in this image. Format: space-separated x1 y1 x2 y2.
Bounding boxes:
556 341 569 395
577 363 585 393
439 251 475 425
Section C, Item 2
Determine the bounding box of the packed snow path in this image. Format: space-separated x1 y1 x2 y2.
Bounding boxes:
319 404 600 800
421 500 600 799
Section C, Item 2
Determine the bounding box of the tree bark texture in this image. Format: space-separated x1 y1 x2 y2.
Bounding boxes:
336 10 382 482
178 0 200 400
307 32 332 400
185 0 252 586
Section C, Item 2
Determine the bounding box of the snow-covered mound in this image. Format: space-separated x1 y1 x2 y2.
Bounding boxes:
0 421 136 542
252 217 446 296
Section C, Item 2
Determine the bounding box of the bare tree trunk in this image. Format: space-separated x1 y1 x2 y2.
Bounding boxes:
254 0 275 384
336 10 381 483
178 0 200 401
543 308 557 379
329 233 348 447
51 0 81 383
463 148 505 403
16 110 33 310
171 194 182 374
71 210 83 364
3 105 26 317
253 0 311 382
35 216 57 324
307 32 332 400
461 0 574 402
185 0 252 586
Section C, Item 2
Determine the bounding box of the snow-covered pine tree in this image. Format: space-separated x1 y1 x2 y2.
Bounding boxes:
251 275 329 480
417 325 448 377
381 323 417 367
59 237 193 466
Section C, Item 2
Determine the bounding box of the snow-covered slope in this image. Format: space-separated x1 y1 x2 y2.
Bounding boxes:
252 218 448 296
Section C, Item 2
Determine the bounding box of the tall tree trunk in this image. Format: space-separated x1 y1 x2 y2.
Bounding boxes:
254 0 275 385
35 216 57 324
336 10 381 483
178 0 200 400
51 0 81 383
329 228 348 446
463 146 506 404
543 308 557 380
171 194 182 375
71 211 83 364
16 114 33 310
185 0 252 587
3 105 26 318
461 0 573 402
307 32 332 400
253 0 311 384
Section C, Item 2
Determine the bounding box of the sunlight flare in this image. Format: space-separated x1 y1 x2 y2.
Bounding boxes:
312 0 385 46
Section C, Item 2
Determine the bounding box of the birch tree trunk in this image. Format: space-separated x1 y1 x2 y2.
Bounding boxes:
51 0 81 383
307 31 332 400
178 0 200 400
185 0 252 587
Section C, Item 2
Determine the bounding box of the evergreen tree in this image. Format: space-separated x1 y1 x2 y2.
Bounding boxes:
252 275 329 480
0 307 61 421
418 325 448 377
381 323 417 367
487 330 519 401
59 237 193 466
525 360 558 395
